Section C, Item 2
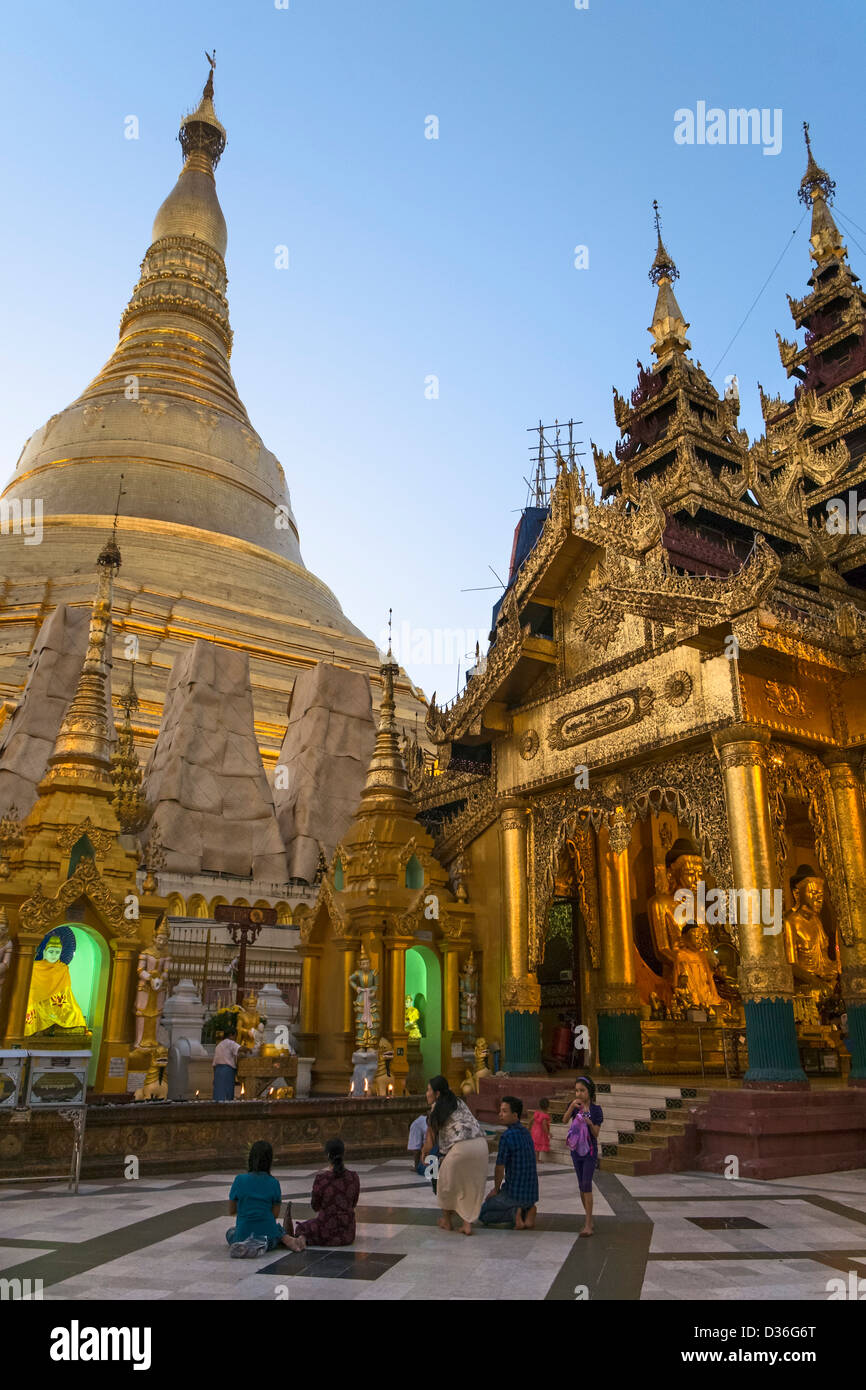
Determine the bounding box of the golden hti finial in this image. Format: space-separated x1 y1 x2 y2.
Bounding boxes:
799 121 835 206
46 538 122 784
649 200 679 286
798 122 845 266
179 50 226 168
648 200 690 361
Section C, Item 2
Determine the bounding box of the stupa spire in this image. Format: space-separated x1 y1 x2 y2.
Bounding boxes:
798 121 846 267
358 620 414 814
648 200 691 361
45 540 121 785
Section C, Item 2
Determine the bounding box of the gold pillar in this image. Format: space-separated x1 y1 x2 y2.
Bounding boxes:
440 938 464 1088
337 941 357 1037
597 821 639 1003
384 937 410 1091
498 801 541 1072
386 939 410 1036
596 820 643 1071
714 727 805 1084
713 728 791 997
2 931 40 1043
823 751 866 1082
499 802 530 986
297 943 323 1042
441 940 462 1034
103 944 139 1048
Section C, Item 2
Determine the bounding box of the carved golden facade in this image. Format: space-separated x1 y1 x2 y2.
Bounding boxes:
410 135 866 1084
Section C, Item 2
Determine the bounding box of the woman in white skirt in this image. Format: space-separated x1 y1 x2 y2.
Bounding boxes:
421 1074 489 1235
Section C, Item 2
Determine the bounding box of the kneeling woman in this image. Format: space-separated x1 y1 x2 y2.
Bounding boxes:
284 1139 360 1251
421 1074 488 1236
226 1140 295 1258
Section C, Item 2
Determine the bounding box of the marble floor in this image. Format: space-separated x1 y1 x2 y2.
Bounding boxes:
1 1159 865 1300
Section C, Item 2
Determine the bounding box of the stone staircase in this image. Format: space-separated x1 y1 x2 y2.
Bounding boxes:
548 1081 710 1176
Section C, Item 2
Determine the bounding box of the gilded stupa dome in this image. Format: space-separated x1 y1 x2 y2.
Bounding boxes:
0 63 426 757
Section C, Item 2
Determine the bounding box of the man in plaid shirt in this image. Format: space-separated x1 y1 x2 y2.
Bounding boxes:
479 1096 539 1229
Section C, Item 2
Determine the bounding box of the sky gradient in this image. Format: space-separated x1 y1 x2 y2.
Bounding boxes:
2 0 865 700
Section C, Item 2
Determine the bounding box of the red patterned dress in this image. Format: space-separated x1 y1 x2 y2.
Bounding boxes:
293 1168 360 1247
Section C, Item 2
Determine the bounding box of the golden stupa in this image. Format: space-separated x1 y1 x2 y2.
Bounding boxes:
0 62 423 759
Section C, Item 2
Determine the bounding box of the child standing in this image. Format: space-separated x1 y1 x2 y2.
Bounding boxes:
562 1076 603 1237
530 1097 552 1163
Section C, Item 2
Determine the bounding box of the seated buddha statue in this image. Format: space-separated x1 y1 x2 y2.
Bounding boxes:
647 838 703 989
24 927 88 1036
404 994 422 1040
783 865 839 1026
235 992 261 1051
675 924 724 1015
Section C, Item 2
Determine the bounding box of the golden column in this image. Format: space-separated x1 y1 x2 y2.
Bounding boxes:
384 934 410 1092
440 938 464 1088
823 751 866 1084
596 816 643 1072
2 931 41 1043
296 942 323 1055
336 941 358 1039
713 727 806 1085
103 943 139 1048
498 801 541 1073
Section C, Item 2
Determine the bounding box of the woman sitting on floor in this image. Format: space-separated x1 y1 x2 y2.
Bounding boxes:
226 1139 295 1259
283 1138 360 1252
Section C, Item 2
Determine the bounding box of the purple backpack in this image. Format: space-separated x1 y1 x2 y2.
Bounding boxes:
567 1112 591 1157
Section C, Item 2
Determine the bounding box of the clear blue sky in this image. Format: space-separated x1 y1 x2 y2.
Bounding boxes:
2 0 864 700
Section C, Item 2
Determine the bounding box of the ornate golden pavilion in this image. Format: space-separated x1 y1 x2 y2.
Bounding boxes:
297 126 866 1092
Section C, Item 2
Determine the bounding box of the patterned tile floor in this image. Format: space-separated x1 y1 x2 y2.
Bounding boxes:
1 1159 865 1300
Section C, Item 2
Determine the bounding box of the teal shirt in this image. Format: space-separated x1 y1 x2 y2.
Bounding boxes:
229 1171 283 1242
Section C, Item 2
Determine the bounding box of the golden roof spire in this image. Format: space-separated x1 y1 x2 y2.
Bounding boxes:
46 539 121 785
798 122 846 266
110 662 151 834
648 201 690 361
151 59 228 255
358 619 414 814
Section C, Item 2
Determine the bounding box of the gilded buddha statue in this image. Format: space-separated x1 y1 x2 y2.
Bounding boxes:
647 838 702 988
405 994 422 1040
675 924 724 1015
783 865 839 1027
25 926 88 1036
235 991 262 1051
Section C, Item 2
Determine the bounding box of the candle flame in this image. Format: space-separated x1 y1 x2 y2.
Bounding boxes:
363 1077 369 1093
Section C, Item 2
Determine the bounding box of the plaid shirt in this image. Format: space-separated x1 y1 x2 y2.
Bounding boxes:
496 1121 539 1208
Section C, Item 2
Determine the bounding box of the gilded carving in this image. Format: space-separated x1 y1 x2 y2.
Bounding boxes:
519 729 539 760
547 688 653 750
20 857 132 938
738 960 794 1004
56 819 115 858
501 974 541 1011
663 670 692 707
765 681 811 718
